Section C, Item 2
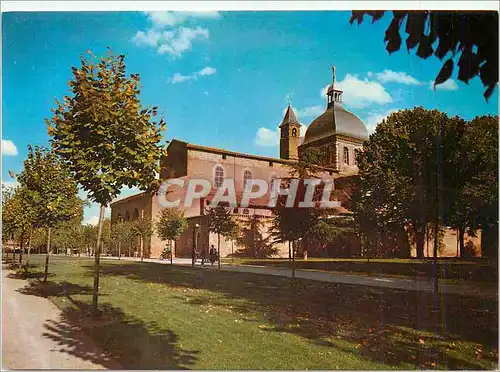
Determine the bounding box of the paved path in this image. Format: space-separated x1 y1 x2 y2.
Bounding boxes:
103 256 497 298
2 267 120 370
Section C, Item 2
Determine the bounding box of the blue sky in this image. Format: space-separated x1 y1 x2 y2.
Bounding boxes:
2 11 498 224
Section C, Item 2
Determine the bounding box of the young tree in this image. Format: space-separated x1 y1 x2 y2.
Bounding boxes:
2 186 34 266
82 224 98 256
52 219 85 256
271 147 341 264
237 215 276 258
226 221 241 262
47 49 165 313
207 205 238 270
111 220 134 259
155 208 188 264
15 146 82 280
132 217 153 262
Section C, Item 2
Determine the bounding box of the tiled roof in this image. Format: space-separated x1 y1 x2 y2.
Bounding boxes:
280 104 300 126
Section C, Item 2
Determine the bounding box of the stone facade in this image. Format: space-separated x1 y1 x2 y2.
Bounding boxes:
110 67 481 259
111 139 338 259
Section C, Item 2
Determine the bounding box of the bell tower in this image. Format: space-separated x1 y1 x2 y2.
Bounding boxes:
279 103 301 160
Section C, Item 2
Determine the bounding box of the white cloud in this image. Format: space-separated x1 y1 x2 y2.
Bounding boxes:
132 29 174 48
134 26 209 58
157 26 209 57
369 70 423 85
171 73 196 84
145 11 221 28
255 127 279 147
170 66 216 84
296 105 324 118
336 74 393 109
363 108 400 133
85 215 100 226
321 84 330 99
2 139 18 156
133 11 219 58
198 66 216 76
430 79 458 91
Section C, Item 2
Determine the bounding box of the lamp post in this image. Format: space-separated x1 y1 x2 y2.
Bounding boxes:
192 223 200 267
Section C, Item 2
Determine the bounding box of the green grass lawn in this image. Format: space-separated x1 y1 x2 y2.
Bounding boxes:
6 255 498 370
222 257 498 282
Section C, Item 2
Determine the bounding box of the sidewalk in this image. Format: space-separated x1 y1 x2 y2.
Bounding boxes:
1 267 121 370
102 256 497 298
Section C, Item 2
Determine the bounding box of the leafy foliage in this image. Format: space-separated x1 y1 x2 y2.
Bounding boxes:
444 115 498 256
207 205 239 267
236 215 276 258
47 48 166 310
15 145 82 229
47 49 166 206
354 107 498 258
111 220 136 256
155 208 188 242
2 186 34 248
271 148 344 255
133 217 153 259
207 205 238 239
350 11 498 100
52 219 85 254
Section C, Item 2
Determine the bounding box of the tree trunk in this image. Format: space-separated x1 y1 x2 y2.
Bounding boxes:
458 226 465 258
27 229 33 268
291 240 296 279
217 233 221 270
433 220 439 259
92 205 106 315
456 229 459 257
118 241 121 260
44 227 51 282
426 227 430 258
170 240 173 265
288 241 291 261
415 226 425 259
19 232 24 266
139 235 144 262
128 243 131 258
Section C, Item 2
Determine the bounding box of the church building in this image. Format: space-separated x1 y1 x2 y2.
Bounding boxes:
110 67 371 259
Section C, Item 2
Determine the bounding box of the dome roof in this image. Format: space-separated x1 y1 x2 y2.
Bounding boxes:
302 103 368 145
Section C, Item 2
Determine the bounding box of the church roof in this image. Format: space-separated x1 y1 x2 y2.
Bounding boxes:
280 104 300 127
301 102 368 145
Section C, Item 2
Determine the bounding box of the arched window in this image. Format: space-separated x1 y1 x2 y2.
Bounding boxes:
343 147 349 165
243 170 252 188
291 128 298 137
124 211 130 221
214 165 224 187
133 208 139 221
117 213 123 222
354 149 360 165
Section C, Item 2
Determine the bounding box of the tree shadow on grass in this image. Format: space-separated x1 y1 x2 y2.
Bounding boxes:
90 261 498 369
17 280 199 369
